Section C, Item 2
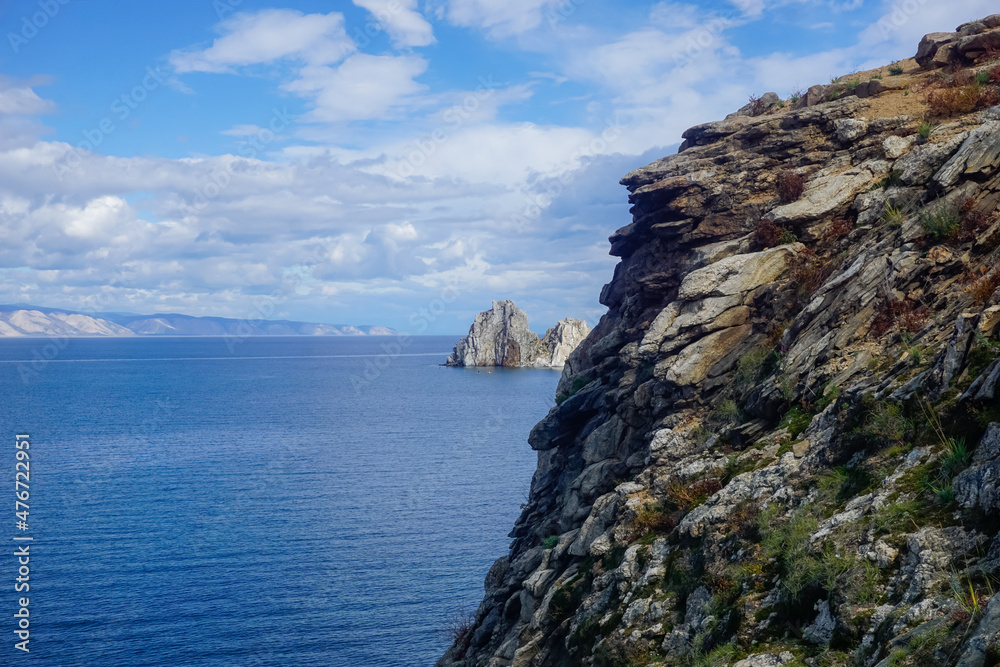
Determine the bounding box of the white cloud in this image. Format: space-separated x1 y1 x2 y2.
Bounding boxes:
352 0 436 47
446 0 565 37
169 9 354 73
285 54 428 122
220 124 267 137
0 80 55 116
858 0 1000 57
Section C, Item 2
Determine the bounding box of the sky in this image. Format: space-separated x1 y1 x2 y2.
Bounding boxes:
0 0 996 334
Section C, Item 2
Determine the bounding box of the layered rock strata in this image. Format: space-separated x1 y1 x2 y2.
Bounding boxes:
440 16 1000 667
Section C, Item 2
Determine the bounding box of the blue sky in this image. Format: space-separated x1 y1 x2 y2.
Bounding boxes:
0 0 995 334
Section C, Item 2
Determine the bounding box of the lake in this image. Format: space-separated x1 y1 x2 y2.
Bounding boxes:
0 336 559 665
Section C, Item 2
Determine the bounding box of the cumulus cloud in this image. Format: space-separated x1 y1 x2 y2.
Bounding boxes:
285 54 429 122
352 0 436 47
445 0 567 37
169 9 355 73
0 78 55 116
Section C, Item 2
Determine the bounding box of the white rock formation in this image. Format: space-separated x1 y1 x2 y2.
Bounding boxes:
446 300 590 368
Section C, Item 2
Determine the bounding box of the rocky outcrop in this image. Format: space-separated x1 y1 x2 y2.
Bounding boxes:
440 17 1000 667
446 300 590 368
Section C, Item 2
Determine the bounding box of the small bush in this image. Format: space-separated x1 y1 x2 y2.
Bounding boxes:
737 346 775 385
957 199 996 243
967 265 1000 304
918 121 933 139
940 437 970 479
919 203 961 242
542 535 559 549
870 298 928 337
791 248 836 296
716 398 743 425
753 219 782 248
665 478 723 512
777 170 806 203
632 502 678 536
780 405 812 438
828 218 854 240
444 609 477 655
928 83 987 116
889 63 904 75
747 94 769 117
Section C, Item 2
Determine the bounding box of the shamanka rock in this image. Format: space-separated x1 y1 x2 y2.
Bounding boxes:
445 300 590 368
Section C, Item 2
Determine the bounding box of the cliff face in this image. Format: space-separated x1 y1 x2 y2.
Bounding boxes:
447 300 591 368
440 17 1000 667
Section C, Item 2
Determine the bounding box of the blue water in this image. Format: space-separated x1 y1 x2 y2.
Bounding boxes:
0 337 558 665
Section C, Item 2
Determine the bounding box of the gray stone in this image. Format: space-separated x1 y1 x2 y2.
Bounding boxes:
897 131 969 185
955 593 1000 667
803 599 835 645
934 121 1000 190
963 360 1000 401
884 134 916 159
836 117 869 143
767 161 884 224
954 424 1000 512
734 654 795 667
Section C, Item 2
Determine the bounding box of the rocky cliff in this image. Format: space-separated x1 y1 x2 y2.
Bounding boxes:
446 301 591 368
439 16 1000 667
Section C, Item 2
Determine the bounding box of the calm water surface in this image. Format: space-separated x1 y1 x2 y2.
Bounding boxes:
0 336 558 666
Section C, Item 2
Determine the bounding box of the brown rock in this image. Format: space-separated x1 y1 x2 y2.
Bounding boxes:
915 31 957 67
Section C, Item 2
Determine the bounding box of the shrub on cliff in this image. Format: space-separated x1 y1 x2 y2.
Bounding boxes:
777 170 806 203
752 219 797 249
919 203 961 243
928 82 999 116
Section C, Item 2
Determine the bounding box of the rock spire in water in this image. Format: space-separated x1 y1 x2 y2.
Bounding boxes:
446 300 590 368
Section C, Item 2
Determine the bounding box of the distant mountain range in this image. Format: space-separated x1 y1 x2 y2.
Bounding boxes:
0 304 397 337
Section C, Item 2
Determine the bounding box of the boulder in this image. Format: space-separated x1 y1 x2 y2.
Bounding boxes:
836 117 869 143
915 32 957 67
933 121 1000 190
678 244 803 300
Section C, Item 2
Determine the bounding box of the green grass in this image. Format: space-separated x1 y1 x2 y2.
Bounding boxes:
542 535 559 549
889 63 904 76
918 121 933 138
874 170 904 190
882 203 905 226
716 399 743 425
919 204 961 242
940 437 970 478
779 405 812 439
737 346 775 385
